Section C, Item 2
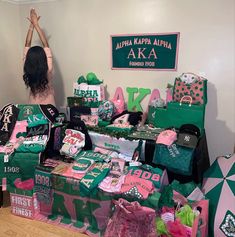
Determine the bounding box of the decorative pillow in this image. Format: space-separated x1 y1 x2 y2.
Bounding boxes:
98 100 115 121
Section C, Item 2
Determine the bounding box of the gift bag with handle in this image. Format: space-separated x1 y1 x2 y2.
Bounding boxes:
167 96 206 131
153 96 206 131
191 199 209 237
173 73 207 105
104 198 156 237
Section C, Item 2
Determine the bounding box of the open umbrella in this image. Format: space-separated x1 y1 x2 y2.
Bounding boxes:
202 154 235 237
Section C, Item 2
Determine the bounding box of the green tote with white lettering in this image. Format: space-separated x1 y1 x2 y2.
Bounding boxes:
153 143 195 176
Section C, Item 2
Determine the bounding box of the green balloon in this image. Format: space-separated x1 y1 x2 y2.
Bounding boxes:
86 72 97 81
77 75 87 84
86 72 103 85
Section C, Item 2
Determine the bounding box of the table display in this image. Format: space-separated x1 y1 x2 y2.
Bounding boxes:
0 73 213 236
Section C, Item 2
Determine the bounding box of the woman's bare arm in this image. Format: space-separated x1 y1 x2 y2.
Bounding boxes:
25 23 34 47
30 8 49 47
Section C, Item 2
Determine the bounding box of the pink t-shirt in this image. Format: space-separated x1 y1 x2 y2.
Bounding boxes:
120 176 154 199
62 163 87 180
23 47 55 106
99 175 126 193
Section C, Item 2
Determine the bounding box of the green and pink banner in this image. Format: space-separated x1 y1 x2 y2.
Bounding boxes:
111 33 180 70
34 169 113 237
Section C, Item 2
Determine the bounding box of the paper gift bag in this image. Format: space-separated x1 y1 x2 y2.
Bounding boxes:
9 187 39 219
151 98 206 131
166 100 205 130
173 73 207 105
191 200 209 237
104 198 156 237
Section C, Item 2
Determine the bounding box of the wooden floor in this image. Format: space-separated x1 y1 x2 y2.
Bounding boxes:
0 206 88 237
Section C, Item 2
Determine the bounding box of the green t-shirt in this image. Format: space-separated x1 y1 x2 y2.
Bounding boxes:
16 143 46 153
75 150 111 163
79 162 110 196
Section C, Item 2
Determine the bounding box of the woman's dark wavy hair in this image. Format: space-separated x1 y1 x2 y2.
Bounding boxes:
23 46 48 96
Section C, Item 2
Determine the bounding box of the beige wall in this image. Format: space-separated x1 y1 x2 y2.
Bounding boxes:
1 0 235 162
0 1 27 105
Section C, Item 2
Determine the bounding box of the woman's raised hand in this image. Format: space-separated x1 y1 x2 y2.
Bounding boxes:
27 8 40 26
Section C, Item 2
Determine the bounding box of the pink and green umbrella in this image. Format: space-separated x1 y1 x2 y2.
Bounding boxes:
202 154 235 237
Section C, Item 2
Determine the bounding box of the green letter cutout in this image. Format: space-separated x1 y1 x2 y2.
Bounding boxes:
127 87 151 111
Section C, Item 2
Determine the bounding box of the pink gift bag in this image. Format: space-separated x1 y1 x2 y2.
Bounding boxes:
172 191 208 237
104 198 156 237
173 73 207 105
191 200 209 237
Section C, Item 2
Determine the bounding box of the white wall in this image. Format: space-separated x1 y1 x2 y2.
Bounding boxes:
1 0 235 162
0 1 27 105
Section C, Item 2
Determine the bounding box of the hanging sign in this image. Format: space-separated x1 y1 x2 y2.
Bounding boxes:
111 33 180 70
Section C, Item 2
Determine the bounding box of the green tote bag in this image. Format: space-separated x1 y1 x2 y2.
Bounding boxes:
152 100 206 131
153 143 195 176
